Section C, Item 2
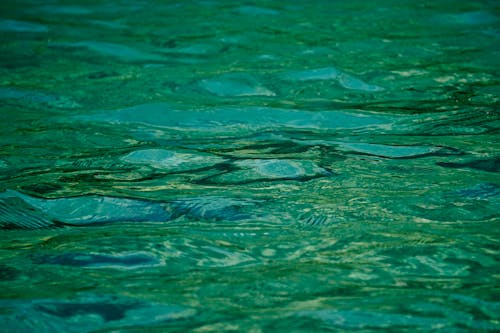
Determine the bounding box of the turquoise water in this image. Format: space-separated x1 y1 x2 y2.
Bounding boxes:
1 0 499 331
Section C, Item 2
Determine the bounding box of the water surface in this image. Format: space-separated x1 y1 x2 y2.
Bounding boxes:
0 0 499 331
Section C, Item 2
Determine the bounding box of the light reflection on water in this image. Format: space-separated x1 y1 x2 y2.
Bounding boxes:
0 0 498 331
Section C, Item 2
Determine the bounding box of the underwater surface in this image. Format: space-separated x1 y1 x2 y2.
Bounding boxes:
0 0 499 331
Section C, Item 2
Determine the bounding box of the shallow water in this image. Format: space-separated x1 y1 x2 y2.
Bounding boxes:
0 0 499 331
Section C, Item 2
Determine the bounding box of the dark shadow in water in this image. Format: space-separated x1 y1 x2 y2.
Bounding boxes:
0 264 21 281
34 301 137 321
437 157 500 172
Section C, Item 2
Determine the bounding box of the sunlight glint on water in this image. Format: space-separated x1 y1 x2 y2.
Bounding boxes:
0 0 498 331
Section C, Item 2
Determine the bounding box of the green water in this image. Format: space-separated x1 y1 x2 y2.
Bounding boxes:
0 0 499 331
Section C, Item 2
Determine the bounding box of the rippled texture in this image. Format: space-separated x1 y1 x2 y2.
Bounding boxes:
0 0 499 331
